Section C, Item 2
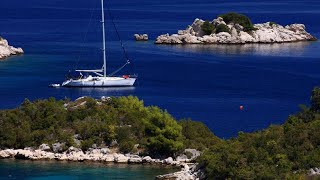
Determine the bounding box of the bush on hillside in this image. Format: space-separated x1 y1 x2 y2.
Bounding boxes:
215 24 230 34
201 21 215 35
179 119 220 151
0 96 190 158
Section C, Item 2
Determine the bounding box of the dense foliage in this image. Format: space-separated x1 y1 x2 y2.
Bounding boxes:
215 24 230 34
198 87 320 179
219 12 257 32
2 87 320 178
201 21 215 35
0 96 216 158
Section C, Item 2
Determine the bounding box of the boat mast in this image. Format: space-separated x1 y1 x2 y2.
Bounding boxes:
101 0 107 77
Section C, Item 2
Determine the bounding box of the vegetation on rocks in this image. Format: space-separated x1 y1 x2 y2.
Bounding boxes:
0 96 214 158
219 12 257 32
215 24 230 34
269 21 278 26
201 21 215 35
1 88 320 178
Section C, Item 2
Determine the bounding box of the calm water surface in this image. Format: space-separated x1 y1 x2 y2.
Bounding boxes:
0 159 176 180
0 0 320 138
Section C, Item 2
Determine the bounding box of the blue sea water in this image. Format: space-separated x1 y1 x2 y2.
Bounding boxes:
0 159 176 179
1 0 320 139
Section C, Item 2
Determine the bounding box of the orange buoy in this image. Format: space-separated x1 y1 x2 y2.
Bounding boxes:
240 105 244 110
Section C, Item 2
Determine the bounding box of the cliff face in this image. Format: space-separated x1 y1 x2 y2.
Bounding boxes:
0 37 24 60
155 17 317 44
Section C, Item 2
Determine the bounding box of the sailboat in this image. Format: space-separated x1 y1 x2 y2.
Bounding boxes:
61 0 136 87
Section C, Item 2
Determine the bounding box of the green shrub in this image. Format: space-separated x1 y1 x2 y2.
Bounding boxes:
269 22 277 26
215 24 230 34
119 140 135 154
219 12 256 32
179 119 219 151
311 87 320 111
201 21 214 35
81 138 94 151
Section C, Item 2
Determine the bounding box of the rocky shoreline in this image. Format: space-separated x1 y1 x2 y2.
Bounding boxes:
0 36 23 60
0 146 202 180
155 17 316 44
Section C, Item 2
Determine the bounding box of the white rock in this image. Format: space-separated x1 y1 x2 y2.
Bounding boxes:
164 157 174 164
134 34 149 41
0 37 24 60
100 148 111 154
39 144 51 152
0 149 16 158
102 154 114 162
52 143 65 153
114 154 129 163
155 18 316 44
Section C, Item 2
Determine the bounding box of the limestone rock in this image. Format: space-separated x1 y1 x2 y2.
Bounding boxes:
0 37 24 60
52 143 65 153
39 144 51 152
114 153 129 163
155 17 316 44
100 148 111 154
134 34 149 41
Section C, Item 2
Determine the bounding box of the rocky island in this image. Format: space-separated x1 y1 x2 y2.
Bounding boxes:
0 36 23 60
155 13 316 44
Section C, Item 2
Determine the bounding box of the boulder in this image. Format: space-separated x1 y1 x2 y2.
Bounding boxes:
52 143 65 153
184 149 201 160
0 149 16 158
67 146 82 153
176 154 189 162
100 148 111 154
142 156 153 163
0 37 24 60
39 144 51 152
164 157 174 164
114 154 129 163
128 155 143 163
102 154 114 162
134 34 149 41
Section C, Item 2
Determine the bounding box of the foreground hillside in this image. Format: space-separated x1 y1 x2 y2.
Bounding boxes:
0 96 217 158
198 87 320 179
1 88 320 179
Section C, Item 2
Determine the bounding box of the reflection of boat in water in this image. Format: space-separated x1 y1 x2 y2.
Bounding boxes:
61 0 137 87
49 84 61 88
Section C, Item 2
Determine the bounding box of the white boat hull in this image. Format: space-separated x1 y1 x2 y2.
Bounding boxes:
62 76 136 87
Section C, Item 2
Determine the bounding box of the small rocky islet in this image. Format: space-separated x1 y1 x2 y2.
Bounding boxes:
155 12 316 44
0 36 23 60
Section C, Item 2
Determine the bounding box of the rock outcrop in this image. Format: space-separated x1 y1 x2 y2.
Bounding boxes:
134 34 149 41
155 18 316 44
0 146 203 179
0 37 24 59
309 168 320 176
156 163 205 180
